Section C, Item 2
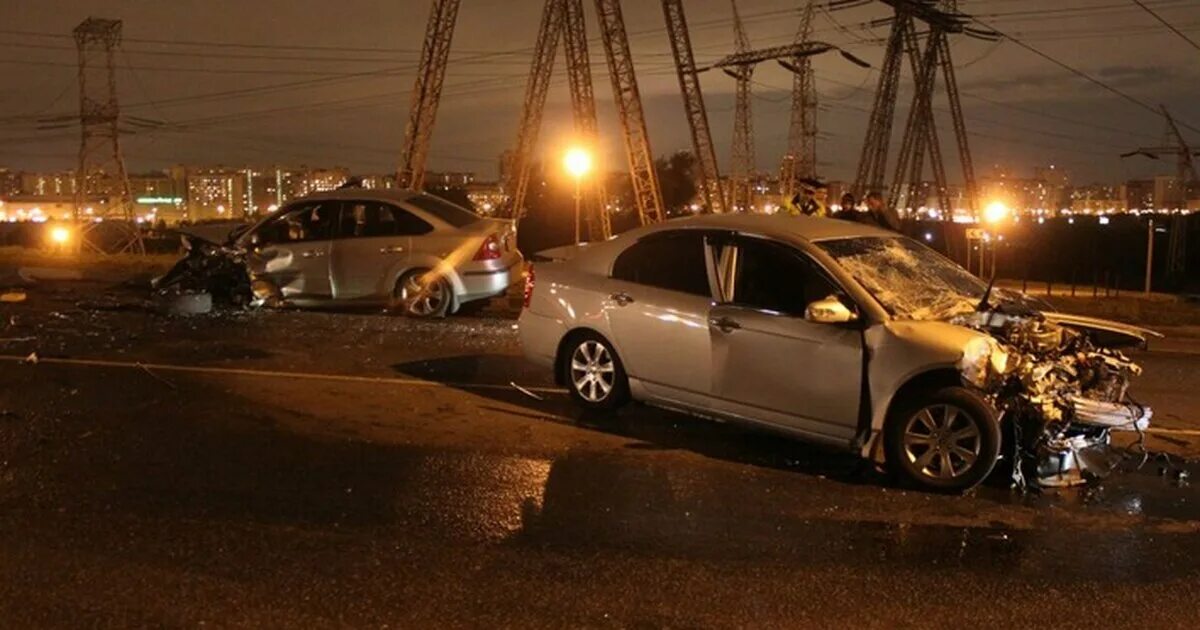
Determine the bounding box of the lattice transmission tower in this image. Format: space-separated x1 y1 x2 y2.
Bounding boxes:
662 0 726 214
853 0 987 218
726 0 755 213
779 1 818 201
397 0 461 191
503 0 664 239
73 17 141 254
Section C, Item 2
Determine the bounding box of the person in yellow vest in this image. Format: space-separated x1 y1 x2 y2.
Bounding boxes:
797 178 828 217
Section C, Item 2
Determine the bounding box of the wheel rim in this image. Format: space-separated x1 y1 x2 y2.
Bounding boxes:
570 340 615 403
401 273 445 316
902 404 981 480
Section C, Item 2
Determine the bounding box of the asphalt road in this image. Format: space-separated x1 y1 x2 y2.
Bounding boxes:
2 282 1200 627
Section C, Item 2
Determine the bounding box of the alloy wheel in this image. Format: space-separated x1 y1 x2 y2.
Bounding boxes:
901 404 982 480
402 273 446 317
570 340 616 403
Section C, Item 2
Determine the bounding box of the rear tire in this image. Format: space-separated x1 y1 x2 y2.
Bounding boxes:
884 386 1000 492
391 269 451 318
561 331 630 411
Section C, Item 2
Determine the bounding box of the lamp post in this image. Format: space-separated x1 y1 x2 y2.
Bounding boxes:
563 147 591 245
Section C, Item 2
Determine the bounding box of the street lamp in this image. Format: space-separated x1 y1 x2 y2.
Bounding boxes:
563 146 592 245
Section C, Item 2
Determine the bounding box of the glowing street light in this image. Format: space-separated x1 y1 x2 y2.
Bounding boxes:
49 226 71 245
983 200 1009 224
563 146 592 244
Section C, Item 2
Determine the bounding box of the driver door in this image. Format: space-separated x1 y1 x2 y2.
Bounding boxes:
707 235 863 443
246 200 337 301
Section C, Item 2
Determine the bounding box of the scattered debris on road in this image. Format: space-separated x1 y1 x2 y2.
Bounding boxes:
1 290 27 303
510 381 545 401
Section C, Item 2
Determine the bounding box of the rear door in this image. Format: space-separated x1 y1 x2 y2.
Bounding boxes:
330 200 430 300
707 236 863 442
604 230 718 406
245 200 337 300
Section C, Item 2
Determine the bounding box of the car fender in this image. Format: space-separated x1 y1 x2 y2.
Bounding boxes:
860 320 994 459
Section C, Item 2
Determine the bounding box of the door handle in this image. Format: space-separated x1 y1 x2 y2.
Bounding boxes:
610 291 635 306
300 249 326 258
379 245 405 254
709 316 741 333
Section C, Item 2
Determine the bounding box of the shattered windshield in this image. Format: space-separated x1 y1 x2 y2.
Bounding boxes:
818 236 987 321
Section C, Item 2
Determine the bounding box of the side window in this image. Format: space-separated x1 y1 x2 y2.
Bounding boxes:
338 202 432 238
257 202 337 244
611 231 711 297
731 238 839 315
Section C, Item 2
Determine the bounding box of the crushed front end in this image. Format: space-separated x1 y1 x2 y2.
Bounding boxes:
952 310 1153 489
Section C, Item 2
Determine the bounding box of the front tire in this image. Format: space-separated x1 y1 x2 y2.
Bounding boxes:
884 386 1000 492
392 269 451 318
561 332 630 411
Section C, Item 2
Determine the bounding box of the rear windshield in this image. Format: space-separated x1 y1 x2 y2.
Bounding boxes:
406 194 480 228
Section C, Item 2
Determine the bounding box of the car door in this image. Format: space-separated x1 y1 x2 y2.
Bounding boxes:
707 235 864 442
330 201 429 300
604 230 718 406
245 200 337 301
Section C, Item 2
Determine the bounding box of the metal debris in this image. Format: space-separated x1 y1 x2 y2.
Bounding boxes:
510 382 545 401
137 362 177 390
951 309 1155 489
0 290 27 303
22 352 38 365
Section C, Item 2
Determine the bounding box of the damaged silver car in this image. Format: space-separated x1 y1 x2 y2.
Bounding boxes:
158 189 521 317
518 214 1159 491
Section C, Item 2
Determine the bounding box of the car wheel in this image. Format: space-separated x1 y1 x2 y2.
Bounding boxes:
562 332 629 410
393 270 451 318
884 386 1000 492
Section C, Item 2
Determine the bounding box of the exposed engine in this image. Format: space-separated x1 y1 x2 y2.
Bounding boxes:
952 310 1151 489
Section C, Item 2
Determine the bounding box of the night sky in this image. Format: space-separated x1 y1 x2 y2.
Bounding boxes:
1 0 1198 184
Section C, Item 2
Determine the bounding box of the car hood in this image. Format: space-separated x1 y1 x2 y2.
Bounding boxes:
1038 311 1162 348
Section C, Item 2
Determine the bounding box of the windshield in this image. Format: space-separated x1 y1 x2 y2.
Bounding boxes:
818 236 987 321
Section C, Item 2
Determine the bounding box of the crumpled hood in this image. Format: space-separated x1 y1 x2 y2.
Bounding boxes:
1039 311 1163 348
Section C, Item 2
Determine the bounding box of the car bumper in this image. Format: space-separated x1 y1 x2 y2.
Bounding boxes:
518 309 561 369
457 259 522 303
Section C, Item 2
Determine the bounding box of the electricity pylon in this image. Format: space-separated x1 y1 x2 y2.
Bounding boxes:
73 17 142 254
779 1 818 201
726 0 755 212
397 0 461 191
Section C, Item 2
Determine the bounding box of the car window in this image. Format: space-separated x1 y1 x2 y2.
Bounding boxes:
731 238 839 315
255 202 337 245
405 194 480 228
611 231 711 297
338 201 432 238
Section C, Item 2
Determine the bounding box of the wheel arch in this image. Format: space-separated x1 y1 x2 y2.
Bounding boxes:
553 326 614 386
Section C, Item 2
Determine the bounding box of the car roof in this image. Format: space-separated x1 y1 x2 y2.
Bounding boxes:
299 187 426 204
633 213 895 242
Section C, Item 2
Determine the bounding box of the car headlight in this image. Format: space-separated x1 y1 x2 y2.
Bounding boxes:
960 336 1010 389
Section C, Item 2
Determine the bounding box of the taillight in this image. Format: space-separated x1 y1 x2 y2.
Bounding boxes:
523 265 535 309
473 234 503 261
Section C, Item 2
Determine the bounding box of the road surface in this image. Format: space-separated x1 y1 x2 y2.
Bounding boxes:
1 281 1199 627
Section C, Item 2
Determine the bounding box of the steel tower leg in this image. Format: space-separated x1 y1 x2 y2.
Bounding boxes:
397 0 462 191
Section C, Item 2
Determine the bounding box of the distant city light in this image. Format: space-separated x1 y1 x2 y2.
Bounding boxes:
1099 216 1110 225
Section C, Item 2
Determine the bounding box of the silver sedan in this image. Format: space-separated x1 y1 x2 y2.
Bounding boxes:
235 189 521 317
518 214 1153 491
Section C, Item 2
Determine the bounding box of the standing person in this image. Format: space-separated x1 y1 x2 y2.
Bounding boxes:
839 192 856 213
864 190 901 231
796 178 828 217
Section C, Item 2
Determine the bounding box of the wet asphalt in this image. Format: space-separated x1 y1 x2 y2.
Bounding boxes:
2 282 1200 627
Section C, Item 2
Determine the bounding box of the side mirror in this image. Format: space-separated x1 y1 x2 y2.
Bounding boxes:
805 295 857 324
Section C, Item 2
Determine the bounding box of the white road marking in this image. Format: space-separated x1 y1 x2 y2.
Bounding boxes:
0 354 565 395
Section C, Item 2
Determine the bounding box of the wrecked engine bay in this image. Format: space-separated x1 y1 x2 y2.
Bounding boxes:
953 309 1153 489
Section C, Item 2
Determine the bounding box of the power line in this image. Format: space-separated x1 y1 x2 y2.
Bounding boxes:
1130 0 1200 52
969 14 1200 136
